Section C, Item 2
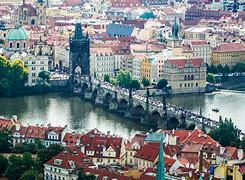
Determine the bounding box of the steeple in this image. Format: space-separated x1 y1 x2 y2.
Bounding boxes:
171 17 179 39
156 134 165 180
73 23 83 40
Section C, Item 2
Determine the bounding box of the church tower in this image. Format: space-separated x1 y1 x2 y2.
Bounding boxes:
35 0 47 25
167 17 182 48
69 23 90 82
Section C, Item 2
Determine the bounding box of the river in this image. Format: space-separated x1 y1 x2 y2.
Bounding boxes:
0 90 244 138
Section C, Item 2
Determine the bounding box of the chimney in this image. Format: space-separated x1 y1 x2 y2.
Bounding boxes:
12 115 18 122
15 123 20 131
107 131 110 136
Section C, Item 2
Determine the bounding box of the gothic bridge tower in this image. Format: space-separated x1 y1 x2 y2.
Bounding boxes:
69 23 90 83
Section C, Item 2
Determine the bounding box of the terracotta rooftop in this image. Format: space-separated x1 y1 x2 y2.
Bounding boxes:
45 146 93 169
212 43 245 53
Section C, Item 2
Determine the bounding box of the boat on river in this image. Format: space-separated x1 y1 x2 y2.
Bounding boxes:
212 108 219 112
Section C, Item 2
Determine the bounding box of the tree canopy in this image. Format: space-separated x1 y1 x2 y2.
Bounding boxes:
38 70 50 82
103 74 110 83
209 117 240 147
0 56 28 96
0 154 8 176
128 79 141 90
0 129 12 153
156 79 168 89
20 170 40 180
206 73 215 84
142 77 150 87
116 70 132 88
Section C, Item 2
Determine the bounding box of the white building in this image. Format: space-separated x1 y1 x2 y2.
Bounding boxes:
90 47 115 79
189 40 212 65
23 54 49 86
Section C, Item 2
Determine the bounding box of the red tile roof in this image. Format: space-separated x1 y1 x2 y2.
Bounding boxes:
125 134 146 150
0 118 13 130
182 128 220 147
84 168 135 180
167 58 204 69
190 40 209 45
181 144 202 153
63 132 82 146
20 3 37 16
134 142 177 162
80 129 123 158
212 43 245 53
161 130 191 143
45 146 93 169
25 125 47 139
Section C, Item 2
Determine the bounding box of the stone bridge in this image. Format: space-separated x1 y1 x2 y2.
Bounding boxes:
74 76 220 130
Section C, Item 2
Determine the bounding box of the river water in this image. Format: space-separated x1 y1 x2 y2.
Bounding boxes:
0 90 244 138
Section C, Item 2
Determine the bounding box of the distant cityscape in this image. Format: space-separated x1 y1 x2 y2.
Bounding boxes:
0 0 245 179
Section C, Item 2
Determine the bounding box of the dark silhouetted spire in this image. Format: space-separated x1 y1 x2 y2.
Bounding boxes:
73 23 83 39
171 17 179 39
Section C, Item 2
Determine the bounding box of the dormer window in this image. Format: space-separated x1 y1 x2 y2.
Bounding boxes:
54 159 62 166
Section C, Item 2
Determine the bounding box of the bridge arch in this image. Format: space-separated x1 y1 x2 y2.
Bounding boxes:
168 116 179 130
103 92 113 105
117 98 128 111
150 110 162 123
132 104 145 117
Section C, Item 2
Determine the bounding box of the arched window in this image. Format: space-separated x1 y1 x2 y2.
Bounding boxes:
191 74 194 80
31 19 35 25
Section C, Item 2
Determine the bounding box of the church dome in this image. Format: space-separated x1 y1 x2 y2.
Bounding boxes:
7 26 28 41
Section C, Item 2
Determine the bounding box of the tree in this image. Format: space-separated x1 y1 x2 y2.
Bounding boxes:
187 123 196 130
0 56 28 96
77 168 95 180
5 155 24 180
206 73 215 84
241 136 245 151
103 74 110 83
116 70 132 88
223 65 230 75
156 79 168 89
179 113 187 129
128 80 141 90
209 118 240 147
0 129 12 153
0 154 8 175
20 170 40 180
217 64 224 74
38 70 50 82
208 64 217 74
0 39 4 44
142 77 150 87
37 144 63 165
168 116 179 130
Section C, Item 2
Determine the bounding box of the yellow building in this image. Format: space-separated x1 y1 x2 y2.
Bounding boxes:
140 56 152 80
214 163 243 180
163 57 206 94
211 43 245 67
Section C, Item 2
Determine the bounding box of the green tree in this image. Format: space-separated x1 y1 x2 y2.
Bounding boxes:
77 168 95 180
0 154 8 175
187 123 196 130
38 70 50 82
223 65 230 75
217 64 224 74
5 155 24 180
206 73 215 83
208 64 217 74
20 170 40 180
209 118 240 147
116 70 132 88
142 77 150 87
168 116 179 130
179 113 187 129
156 79 168 89
37 144 63 166
103 74 110 83
0 129 12 153
128 80 141 90
241 136 245 151
0 39 4 44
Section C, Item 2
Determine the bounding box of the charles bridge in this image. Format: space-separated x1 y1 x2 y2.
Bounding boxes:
71 75 223 131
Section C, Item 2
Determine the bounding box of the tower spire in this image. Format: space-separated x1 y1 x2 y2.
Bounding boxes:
171 17 179 39
73 23 83 39
156 134 165 180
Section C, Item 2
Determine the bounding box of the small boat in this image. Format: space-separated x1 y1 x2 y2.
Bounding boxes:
212 108 219 113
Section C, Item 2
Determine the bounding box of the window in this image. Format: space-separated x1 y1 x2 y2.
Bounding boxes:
32 73 36 77
196 83 198 87
180 84 182 88
17 43 20 48
24 42 26 48
32 61 36 64
9 42 12 48
32 67 35 70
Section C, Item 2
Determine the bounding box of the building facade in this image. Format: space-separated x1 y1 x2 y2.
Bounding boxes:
163 58 207 94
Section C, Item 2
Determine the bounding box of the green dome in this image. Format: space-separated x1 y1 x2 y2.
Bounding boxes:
7 26 28 41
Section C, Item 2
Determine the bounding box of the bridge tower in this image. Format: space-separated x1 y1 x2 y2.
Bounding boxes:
69 23 90 84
